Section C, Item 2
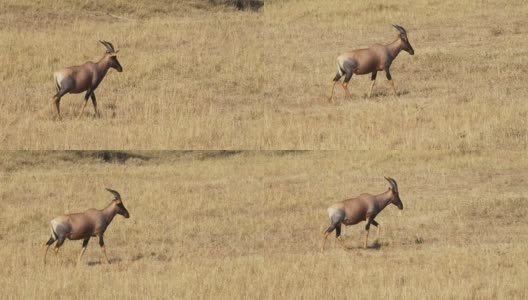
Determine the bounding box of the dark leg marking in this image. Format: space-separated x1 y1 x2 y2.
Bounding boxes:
84 90 91 101
46 236 56 246
55 235 66 248
343 71 353 83
82 237 90 248
333 72 342 82
365 218 373 231
335 224 342 237
385 69 392 81
91 93 99 117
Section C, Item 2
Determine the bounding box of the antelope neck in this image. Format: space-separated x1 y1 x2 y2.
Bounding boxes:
102 202 118 224
95 55 111 76
374 190 393 209
386 38 403 61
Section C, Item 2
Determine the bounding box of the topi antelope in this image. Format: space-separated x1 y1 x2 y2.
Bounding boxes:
43 188 130 265
328 25 414 102
51 41 123 120
321 177 403 251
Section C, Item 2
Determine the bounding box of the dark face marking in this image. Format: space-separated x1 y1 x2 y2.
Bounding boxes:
111 56 123 72
117 202 130 218
393 192 404 210
401 36 414 55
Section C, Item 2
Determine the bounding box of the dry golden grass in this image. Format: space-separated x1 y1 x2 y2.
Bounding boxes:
1 0 527 149
1 151 527 298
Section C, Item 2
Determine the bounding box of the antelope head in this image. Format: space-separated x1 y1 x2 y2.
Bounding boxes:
106 188 130 218
393 25 414 55
100 40 123 72
385 177 403 210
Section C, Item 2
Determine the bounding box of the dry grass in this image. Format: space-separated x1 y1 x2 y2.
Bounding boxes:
2 1 527 298
1 151 527 298
1 0 527 149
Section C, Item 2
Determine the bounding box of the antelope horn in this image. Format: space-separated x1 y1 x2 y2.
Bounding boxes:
389 177 398 192
99 40 115 53
105 188 122 202
105 41 116 52
384 177 397 191
392 24 407 36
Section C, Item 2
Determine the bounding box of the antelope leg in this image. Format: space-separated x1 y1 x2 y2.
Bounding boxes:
78 100 88 119
77 247 87 265
370 219 380 241
90 93 100 118
368 80 376 98
99 235 110 264
51 96 62 120
389 80 398 96
329 81 338 102
43 236 56 265
101 246 110 264
329 71 344 102
321 232 330 252
364 218 373 248
77 237 90 265
342 83 352 100
368 71 377 98
44 245 51 265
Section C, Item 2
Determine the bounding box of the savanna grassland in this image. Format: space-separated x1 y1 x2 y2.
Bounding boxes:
1 0 527 149
0 151 527 298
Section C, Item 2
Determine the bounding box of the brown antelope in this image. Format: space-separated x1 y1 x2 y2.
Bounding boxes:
328 25 414 102
321 177 403 251
51 41 123 119
43 188 130 265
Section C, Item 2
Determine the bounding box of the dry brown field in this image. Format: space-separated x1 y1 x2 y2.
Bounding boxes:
1 0 527 298
0 151 527 298
1 0 527 149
